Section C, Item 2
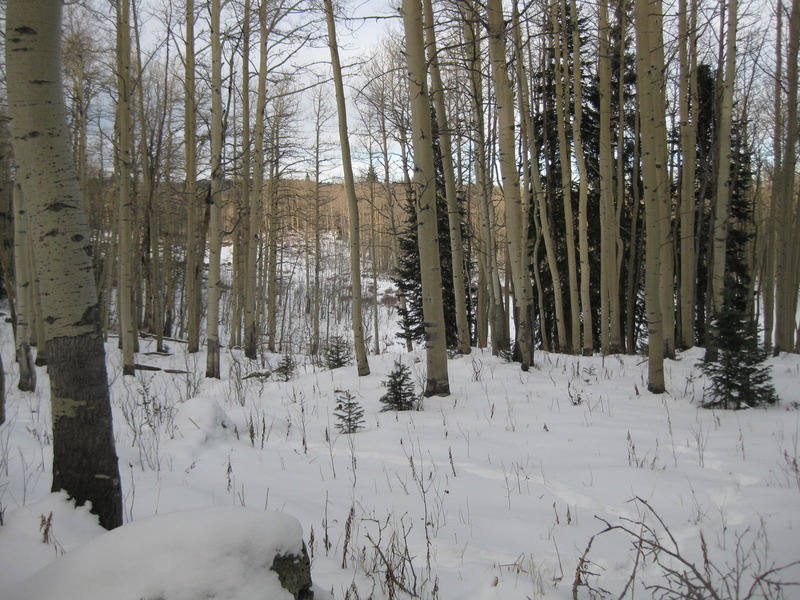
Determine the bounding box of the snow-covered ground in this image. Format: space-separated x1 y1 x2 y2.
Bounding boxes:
2 319 799 599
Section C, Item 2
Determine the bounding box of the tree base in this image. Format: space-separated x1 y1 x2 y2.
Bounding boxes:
48 332 122 530
16 342 37 392
244 325 258 360
206 338 221 379
424 378 450 397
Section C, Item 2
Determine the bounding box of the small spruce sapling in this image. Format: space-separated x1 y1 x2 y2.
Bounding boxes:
699 282 779 410
323 336 353 370
333 390 365 434
274 353 297 382
379 361 417 412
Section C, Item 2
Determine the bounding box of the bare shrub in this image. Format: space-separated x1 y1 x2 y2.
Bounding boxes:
574 497 800 600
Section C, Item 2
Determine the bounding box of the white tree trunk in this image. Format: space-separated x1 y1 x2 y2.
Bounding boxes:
184 0 200 353
422 0 471 355
707 0 738 360
462 1 508 353
775 0 799 353
570 0 593 356
206 0 223 378
678 0 698 349
116 0 136 376
13 184 37 392
634 0 667 392
551 0 581 354
7 0 123 528
324 0 370 375
486 0 534 368
401 0 450 394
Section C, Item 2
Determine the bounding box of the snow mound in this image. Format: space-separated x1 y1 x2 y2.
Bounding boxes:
174 396 233 444
0 493 105 586
10 507 305 600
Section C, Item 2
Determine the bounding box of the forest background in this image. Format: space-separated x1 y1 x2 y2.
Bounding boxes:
0 0 798 386
0 0 799 596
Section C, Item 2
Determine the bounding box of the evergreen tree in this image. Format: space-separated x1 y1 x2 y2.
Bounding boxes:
530 0 634 352
695 87 772 409
333 390 365 434
690 64 754 346
323 336 353 370
699 279 778 409
393 109 473 349
274 352 297 382
379 361 418 412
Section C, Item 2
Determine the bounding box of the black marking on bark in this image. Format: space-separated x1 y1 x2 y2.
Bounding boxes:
45 316 57 324
76 304 101 329
14 26 37 35
47 202 71 212
72 234 84 243
44 229 59 237
84 244 93 257
22 131 41 140
31 80 51 85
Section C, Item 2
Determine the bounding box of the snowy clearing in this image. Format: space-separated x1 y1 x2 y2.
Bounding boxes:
1 323 799 599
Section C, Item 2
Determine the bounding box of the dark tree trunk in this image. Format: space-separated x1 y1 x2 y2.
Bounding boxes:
48 320 123 530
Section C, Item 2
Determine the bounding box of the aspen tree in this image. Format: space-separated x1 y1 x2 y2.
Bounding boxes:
0 144 13 331
617 0 632 353
247 0 268 360
132 0 152 333
775 0 799 353
241 0 258 360
96 198 118 341
323 0 370 376
598 0 618 354
401 0 450 394
677 0 698 349
161 97 180 343
551 0 581 354
268 87 305 351
227 6 245 349
28 226 48 364
380 59 406 338
462 0 507 354
707 0 738 360
184 0 200 353
6 0 123 528
0 174 16 340
133 0 170 352
368 167 380 355
569 0 593 356
422 0 471 354
512 8 550 351
764 2 781 352
625 122 643 355
360 44 413 351
265 106 281 353
116 0 136 376
517 15 569 352
13 185 36 392
486 0 534 368
648 0 674 360
634 0 667 392
206 0 223 378
309 82 332 357
62 7 93 222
